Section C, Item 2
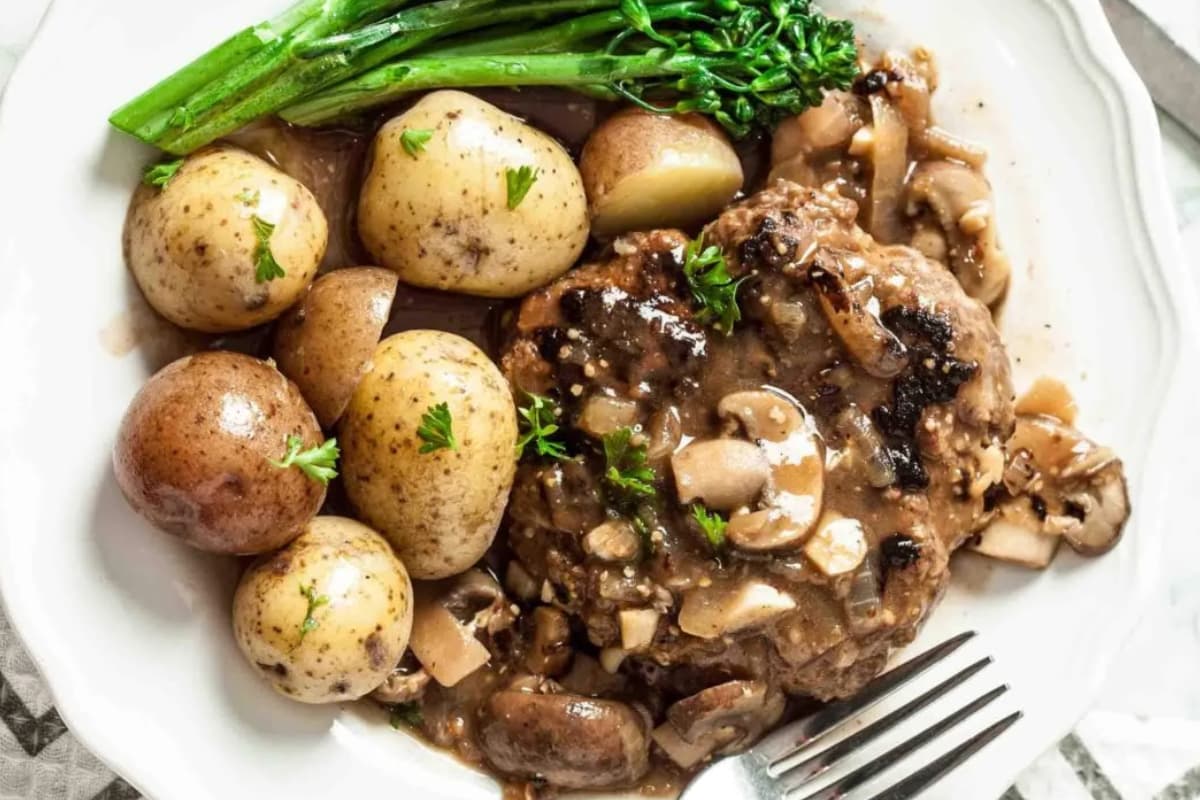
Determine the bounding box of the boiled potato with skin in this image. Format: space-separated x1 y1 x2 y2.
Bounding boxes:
124 145 327 333
113 351 326 555
273 267 399 428
340 331 518 579
358 91 588 298
580 108 744 236
233 516 414 704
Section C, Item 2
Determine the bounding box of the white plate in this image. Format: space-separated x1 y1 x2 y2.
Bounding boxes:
0 1 1194 798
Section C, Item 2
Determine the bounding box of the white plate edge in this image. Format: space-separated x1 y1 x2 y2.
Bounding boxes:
0 0 1194 797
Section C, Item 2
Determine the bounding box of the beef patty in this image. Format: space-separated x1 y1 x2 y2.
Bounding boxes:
500 181 1014 702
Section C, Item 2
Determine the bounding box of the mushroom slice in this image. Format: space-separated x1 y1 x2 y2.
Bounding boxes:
409 570 514 687
717 390 826 551
677 581 796 640
804 513 869 576
1009 415 1130 556
583 520 642 562
727 509 815 552
371 663 431 705
969 507 1061 569
644 405 682 462
652 723 730 770
409 596 492 687
654 680 786 768
973 415 1129 565
1062 478 1130 556
619 609 661 652
525 606 573 677
667 681 785 746
672 439 771 512
806 263 909 379
505 561 540 601
578 395 640 439
905 160 1011 306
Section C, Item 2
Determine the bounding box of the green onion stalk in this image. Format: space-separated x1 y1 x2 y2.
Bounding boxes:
110 0 859 154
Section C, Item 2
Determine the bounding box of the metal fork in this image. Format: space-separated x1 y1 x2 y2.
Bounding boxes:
680 632 1020 800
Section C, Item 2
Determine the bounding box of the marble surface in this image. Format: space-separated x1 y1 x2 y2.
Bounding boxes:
1 1 1198 799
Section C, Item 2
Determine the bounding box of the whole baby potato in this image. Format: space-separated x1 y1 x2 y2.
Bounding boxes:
124 145 328 333
273 267 399 428
233 516 414 704
580 108 744 236
358 91 589 298
113 351 326 555
340 331 518 579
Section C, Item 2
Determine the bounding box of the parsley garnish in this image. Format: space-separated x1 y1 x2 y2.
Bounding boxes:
417 403 457 454
400 128 434 157
236 188 260 206
682 235 746 335
692 504 728 551
602 428 656 502
251 215 286 283
505 165 540 210
516 393 568 461
143 158 184 189
389 702 424 729
297 581 330 644
269 436 340 484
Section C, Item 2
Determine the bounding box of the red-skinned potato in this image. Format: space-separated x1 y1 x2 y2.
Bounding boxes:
272 267 399 428
580 108 744 236
113 351 327 555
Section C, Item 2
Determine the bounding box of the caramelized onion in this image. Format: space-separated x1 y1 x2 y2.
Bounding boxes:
866 95 910 244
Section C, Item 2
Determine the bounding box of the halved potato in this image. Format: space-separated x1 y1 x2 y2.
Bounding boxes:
580 108 743 236
272 267 398 428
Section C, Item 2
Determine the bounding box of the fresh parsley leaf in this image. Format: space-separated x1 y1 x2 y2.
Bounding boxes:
631 513 657 556
692 504 728 551
682 234 746 335
417 402 457 454
516 393 568 461
400 128 434 157
602 427 657 502
505 165 540 210
269 436 340 485
389 702 423 729
236 188 261 206
297 581 330 644
143 158 184 189
251 215 286 283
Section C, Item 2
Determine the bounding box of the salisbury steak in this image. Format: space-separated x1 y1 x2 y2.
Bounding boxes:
501 181 1014 704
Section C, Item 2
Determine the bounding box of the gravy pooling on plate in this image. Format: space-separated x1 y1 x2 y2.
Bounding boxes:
109 28 1131 799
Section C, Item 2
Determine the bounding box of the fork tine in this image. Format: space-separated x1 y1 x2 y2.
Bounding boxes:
864 711 1023 800
784 684 1009 799
769 657 993 783
753 632 977 765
